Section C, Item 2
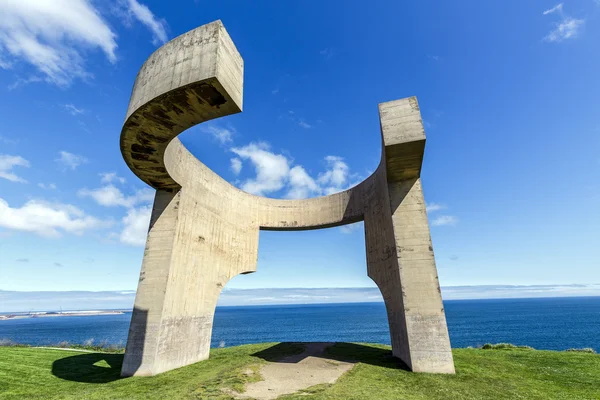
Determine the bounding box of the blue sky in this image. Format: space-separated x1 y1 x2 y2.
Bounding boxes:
1 1 599 305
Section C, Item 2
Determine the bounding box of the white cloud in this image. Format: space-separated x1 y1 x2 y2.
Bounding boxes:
230 141 359 201
0 198 110 238
55 151 87 170
230 158 242 175
431 215 459 227
201 125 234 145
231 142 290 196
317 156 349 195
100 172 126 184
0 0 117 87
298 120 312 129
120 0 168 45
543 3 584 42
63 104 84 115
543 3 563 15
37 183 57 190
426 202 446 212
78 185 153 208
286 165 319 199
78 175 154 246
0 154 30 182
120 205 151 246
546 18 584 41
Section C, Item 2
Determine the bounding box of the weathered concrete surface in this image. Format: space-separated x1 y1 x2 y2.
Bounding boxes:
120 20 454 377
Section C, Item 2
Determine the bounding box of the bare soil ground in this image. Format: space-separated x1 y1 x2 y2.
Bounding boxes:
235 342 355 399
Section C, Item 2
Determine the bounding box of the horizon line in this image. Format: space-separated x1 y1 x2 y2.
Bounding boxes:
3 283 600 293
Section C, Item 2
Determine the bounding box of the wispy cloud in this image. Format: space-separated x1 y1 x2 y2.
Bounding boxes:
319 48 334 60
427 202 458 227
284 110 314 129
0 135 18 145
118 0 168 45
431 215 459 226
543 4 563 15
99 172 126 185
63 104 84 116
0 0 117 87
0 154 30 183
15 258 29 263
201 124 235 145
426 202 446 212
298 120 312 129
55 151 87 170
37 183 57 190
339 222 363 234
542 3 585 42
7 76 43 90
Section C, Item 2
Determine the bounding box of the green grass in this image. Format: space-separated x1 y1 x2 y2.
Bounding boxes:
1 343 599 400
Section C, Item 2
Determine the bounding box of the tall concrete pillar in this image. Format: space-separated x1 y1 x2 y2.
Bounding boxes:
122 185 259 377
119 20 454 376
366 98 454 373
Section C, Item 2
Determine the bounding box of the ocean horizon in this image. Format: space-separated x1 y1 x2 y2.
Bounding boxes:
1 296 599 352
3 295 600 314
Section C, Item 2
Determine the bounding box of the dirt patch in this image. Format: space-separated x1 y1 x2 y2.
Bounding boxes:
235 342 355 400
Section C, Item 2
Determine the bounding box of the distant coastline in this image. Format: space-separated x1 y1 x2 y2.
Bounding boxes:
0 310 126 321
0 298 598 352
3 285 600 312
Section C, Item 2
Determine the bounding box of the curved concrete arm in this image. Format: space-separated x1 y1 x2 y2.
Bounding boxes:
121 20 428 231
121 20 243 190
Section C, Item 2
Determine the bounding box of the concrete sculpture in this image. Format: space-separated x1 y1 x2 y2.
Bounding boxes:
120 20 455 377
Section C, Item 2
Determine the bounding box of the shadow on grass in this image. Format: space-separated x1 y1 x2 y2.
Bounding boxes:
52 353 124 383
252 342 410 371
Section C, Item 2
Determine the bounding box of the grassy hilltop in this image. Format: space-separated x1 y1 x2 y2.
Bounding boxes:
1 342 599 400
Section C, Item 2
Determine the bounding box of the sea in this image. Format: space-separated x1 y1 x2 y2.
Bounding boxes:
1 297 599 351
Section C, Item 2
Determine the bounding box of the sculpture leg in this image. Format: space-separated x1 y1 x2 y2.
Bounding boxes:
122 188 258 377
366 177 454 374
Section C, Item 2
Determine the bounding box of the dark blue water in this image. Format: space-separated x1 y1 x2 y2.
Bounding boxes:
1 297 599 351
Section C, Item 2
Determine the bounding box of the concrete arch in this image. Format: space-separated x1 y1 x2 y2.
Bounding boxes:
121 20 454 377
